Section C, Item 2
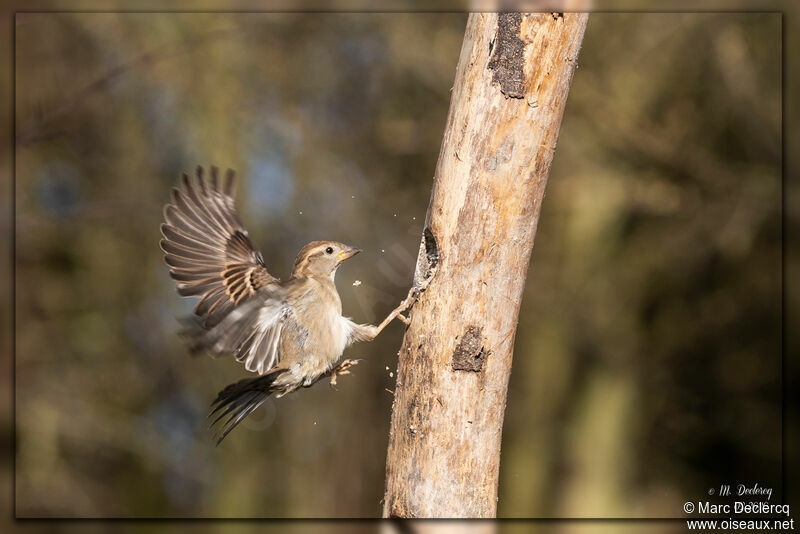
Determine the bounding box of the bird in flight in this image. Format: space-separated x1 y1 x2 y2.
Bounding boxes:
160 166 416 444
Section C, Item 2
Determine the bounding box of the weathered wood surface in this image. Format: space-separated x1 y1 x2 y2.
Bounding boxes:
382 12 589 518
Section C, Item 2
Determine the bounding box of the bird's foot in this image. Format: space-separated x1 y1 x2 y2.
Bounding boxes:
374 287 420 335
329 358 361 388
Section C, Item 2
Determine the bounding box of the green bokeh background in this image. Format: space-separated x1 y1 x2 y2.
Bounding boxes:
12 12 782 518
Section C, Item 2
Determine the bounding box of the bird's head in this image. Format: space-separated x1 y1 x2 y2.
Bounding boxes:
292 240 361 279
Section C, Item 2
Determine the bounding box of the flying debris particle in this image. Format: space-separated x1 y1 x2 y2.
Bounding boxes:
351 195 355 199
381 249 385 253
386 366 390 370
352 280 362 287
389 372 394 378
299 211 303 215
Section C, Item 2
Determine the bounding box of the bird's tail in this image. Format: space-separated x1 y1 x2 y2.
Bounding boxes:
209 369 286 445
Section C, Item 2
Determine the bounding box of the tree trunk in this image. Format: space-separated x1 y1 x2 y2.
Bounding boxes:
382 12 589 518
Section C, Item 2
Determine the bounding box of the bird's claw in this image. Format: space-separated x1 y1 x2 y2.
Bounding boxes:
397 313 411 325
329 359 361 388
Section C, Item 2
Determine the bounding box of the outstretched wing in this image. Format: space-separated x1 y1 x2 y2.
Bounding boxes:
161 166 285 374
161 166 276 327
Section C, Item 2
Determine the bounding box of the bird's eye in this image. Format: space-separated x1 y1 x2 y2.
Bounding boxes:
325 247 334 255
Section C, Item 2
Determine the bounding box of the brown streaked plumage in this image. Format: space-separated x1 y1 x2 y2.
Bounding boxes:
161 166 415 444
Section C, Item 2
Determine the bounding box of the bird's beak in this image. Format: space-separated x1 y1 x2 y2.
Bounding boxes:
337 246 361 262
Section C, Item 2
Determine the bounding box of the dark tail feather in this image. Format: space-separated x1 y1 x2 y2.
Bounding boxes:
209 370 285 445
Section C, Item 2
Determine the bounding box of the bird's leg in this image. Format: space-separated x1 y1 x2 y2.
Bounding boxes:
328 358 362 388
329 284 427 387
373 286 419 336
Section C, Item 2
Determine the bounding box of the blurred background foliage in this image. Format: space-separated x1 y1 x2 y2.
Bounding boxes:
12 11 781 520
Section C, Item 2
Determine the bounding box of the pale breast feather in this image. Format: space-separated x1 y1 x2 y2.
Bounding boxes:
331 313 350 361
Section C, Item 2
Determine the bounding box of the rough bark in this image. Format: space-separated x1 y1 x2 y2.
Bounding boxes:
382 12 589 518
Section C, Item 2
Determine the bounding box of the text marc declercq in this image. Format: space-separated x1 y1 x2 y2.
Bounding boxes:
699 501 790 516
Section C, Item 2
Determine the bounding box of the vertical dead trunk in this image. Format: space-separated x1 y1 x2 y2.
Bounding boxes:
382 12 589 518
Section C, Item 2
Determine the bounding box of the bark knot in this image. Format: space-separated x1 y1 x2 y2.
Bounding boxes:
487 13 526 99
452 325 488 372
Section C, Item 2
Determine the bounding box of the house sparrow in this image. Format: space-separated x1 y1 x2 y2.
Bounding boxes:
160 166 416 444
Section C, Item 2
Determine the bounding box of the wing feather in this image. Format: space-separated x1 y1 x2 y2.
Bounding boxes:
161 166 278 329
183 297 288 376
